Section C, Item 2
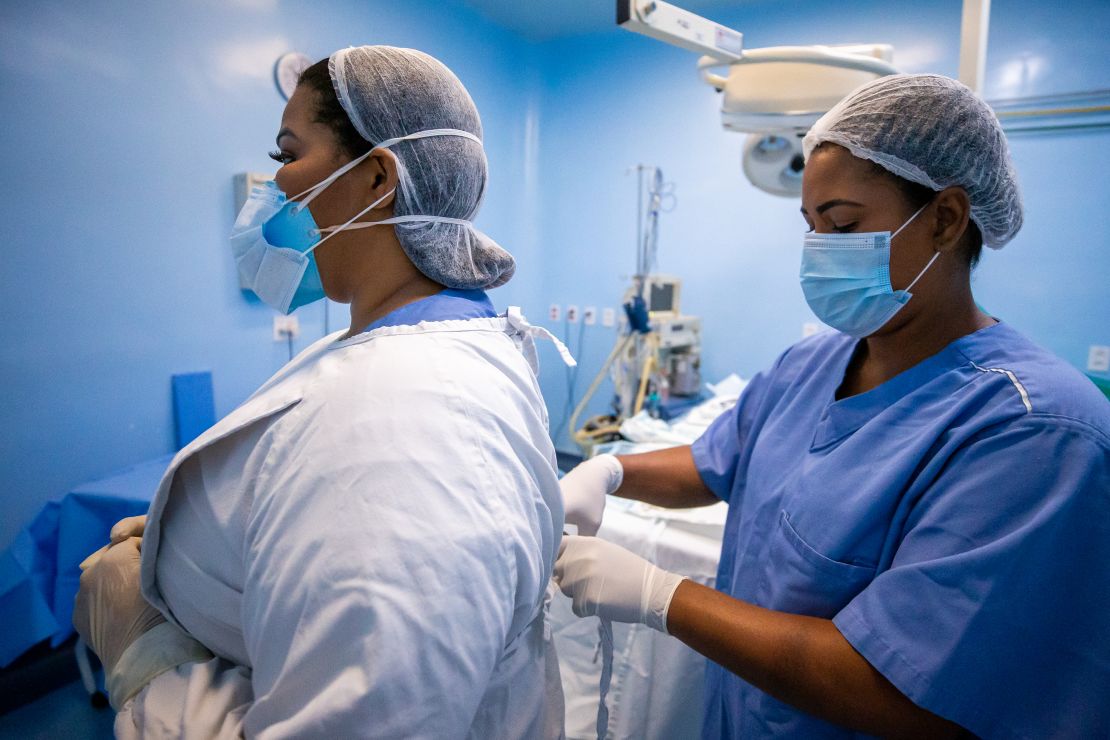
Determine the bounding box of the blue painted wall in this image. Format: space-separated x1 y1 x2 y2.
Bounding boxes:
2 0 1107 547
0 0 542 547
527 0 1110 451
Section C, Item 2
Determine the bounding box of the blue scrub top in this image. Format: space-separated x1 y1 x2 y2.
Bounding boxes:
691 322 1110 738
359 288 497 333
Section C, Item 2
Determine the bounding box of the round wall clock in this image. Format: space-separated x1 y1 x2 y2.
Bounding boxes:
274 52 312 101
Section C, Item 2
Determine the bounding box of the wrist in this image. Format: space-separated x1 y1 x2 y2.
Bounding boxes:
644 566 687 634
595 454 625 495
107 621 214 710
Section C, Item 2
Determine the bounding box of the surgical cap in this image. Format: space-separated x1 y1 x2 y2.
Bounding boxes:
803 74 1022 249
328 46 515 288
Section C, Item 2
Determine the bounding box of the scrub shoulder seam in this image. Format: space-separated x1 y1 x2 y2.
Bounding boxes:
1019 412 1110 449
967 361 1032 413
961 410 1110 451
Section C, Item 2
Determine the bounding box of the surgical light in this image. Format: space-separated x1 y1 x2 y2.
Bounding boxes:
618 0 898 197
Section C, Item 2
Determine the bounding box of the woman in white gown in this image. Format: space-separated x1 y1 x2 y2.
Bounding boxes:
74 46 569 738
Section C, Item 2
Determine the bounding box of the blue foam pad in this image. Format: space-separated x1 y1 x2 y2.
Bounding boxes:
171 371 215 450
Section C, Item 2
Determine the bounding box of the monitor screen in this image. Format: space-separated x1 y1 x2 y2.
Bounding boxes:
649 281 676 313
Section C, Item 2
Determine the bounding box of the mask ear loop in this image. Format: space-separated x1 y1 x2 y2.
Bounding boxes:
333 214 473 231
893 200 940 293
891 200 931 239
288 149 376 215
374 127 482 151
904 251 940 293
291 127 484 246
288 128 482 215
301 188 396 257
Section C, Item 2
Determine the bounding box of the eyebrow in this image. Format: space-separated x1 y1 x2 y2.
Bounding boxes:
275 127 299 147
799 199 866 216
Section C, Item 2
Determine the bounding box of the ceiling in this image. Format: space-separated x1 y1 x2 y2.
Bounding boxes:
457 0 749 41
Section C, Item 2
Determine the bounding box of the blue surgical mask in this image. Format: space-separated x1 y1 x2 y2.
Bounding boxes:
230 128 482 315
799 202 938 338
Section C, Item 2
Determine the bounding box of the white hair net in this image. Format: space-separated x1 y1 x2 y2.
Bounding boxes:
328 46 515 288
803 74 1022 249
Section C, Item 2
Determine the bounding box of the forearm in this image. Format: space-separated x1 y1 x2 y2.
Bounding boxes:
666 581 966 737
116 656 252 740
614 446 718 509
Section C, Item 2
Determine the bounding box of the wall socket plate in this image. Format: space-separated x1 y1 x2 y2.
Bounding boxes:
602 308 616 327
548 304 561 322
273 315 300 341
1088 345 1110 372
566 305 579 323
583 306 597 325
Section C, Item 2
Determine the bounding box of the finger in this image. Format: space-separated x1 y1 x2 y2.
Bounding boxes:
571 590 593 618
102 536 144 567
555 572 575 598
73 588 90 639
558 535 571 559
110 515 146 545
553 536 574 582
79 544 110 571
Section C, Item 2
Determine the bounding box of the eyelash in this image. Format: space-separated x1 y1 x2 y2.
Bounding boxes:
268 149 292 165
804 222 857 234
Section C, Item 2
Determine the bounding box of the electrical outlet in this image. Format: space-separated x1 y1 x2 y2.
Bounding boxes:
583 306 597 326
1088 345 1110 372
566 305 579 323
602 308 616 327
548 304 561 322
273 315 300 341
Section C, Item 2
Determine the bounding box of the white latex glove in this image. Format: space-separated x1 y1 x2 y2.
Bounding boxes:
560 454 623 536
110 515 147 544
553 535 686 634
77 516 147 572
74 536 212 709
74 536 165 674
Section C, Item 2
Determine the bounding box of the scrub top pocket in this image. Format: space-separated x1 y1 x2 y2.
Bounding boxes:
757 511 876 619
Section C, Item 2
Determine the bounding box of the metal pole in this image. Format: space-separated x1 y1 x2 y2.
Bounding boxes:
959 0 991 95
636 165 645 277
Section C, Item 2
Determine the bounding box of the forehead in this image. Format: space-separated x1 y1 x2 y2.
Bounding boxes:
279 84 339 143
802 144 897 205
279 85 315 130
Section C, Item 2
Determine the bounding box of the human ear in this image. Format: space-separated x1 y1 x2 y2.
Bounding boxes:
931 187 972 254
358 149 399 210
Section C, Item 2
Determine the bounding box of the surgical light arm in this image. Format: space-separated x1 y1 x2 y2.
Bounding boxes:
618 0 896 82
697 46 897 90
617 0 742 62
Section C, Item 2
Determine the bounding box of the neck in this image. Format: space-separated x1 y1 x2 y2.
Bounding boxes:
344 275 441 339
332 231 442 339
842 278 994 397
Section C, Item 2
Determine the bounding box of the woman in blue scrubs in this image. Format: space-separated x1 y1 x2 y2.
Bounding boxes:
555 74 1110 738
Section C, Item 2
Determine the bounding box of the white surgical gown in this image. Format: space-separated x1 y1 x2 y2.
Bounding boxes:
116 311 567 738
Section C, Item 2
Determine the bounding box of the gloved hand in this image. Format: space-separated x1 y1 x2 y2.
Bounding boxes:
110 515 147 544
74 536 165 676
76 523 213 710
560 454 623 536
77 515 147 572
553 535 686 633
